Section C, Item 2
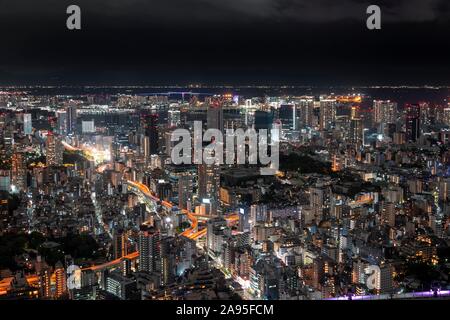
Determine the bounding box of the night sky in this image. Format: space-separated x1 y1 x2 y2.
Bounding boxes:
0 0 449 85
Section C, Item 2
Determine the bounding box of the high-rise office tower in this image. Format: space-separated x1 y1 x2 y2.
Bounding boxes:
207 103 224 133
279 104 296 137
206 217 227 254
198 163 220 215
46 132 63 166
40 268 52 299
349 117 364 146
111 140 121 162
168 109 181 127
66 105 77 134
178 174 194 210
164 129 177 156
56 110 67 135
23 113 32 135
254 110 273 131
138 226 161 273
250 204 268 226
198 105 223 215
142 113 159 154
54 261 67 298
405 104 420 142
298 97 315 128
81 120 95 133
371 262 394 294
122 258 132 277
352 259 369 285
106 272 136 300
309 186 330 221
350 105 359 120
238 207 251 232
0 113 14 150
373 100 397 125
142 135 150 162
319 98 336 130
11 151 27 191
113 229 128 260
381 202 396 227
419 102 433 126
160 237 176 286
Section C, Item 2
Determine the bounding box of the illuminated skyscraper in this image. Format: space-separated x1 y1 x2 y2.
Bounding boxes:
54 261 67 299
206 217 227 254
373 100 397 124
319 98 336 130
142 113 159 154
46 132 63 166
350 105 358 120
349 118 364 146
197 103 224 215
405 104 420 142
207 103 224 133
39 268 52 299
113 229 128 260
66 105 77 134
198 163 220 215
106 272 136 300
23 113 32 135
309 186 330 221
11 151 27 191
142 135 150 162
279 104 296 137
298 97 315 128
178 174 194 210
56 110 67 135
82 120 95 133
160 237 176 286
369 262 394 294
381 202 396 227
168 109 181 127
419 102 432 126
138 226 161 273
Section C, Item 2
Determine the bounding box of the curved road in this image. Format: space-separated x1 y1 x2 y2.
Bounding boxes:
126 180 202 239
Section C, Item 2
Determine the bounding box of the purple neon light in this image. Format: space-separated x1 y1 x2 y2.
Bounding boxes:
326 290 450 300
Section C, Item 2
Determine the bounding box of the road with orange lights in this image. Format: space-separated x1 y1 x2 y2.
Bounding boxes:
127 180 238 239
127 180 202 239
82 251 139 271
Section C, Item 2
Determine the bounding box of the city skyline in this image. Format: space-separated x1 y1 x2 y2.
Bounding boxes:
0 87 450 301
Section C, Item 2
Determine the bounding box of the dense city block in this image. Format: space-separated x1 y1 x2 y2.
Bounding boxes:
0 86 449 300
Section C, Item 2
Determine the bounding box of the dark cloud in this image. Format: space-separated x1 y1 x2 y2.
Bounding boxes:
1 0 449 25
0 0 449 85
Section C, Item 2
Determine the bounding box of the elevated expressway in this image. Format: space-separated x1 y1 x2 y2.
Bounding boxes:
126 180 239 240
126 180 207 240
